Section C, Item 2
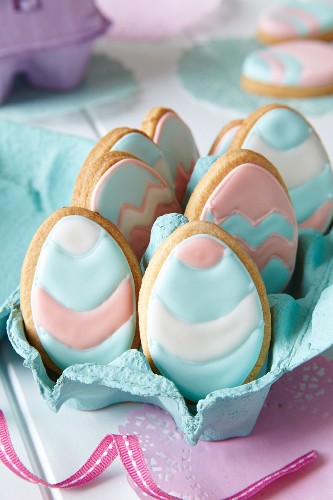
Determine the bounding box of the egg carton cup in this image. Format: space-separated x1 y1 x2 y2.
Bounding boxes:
1 228 333 445
0 0 109 103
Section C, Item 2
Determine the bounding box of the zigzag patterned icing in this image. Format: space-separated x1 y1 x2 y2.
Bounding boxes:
174 160 196 205
90 159 180 259
127 200 181 259
200 162 298 293
233 235 296 271
118 182 177 237
219 212 295 248
152 111 199 205
117 182 179 259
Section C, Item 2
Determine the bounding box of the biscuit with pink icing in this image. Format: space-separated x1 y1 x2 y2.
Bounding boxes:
242 40 333 98
185 150 298 294
72 151 181 260
20 207 142 375
257 1 333 45
230 104 333 234
142 107 199 206
139 220 271 402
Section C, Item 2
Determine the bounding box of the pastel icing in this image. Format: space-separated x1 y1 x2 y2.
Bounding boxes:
243 40 333 88
147 234 265 401
184 155 218 207
241 108 333 232
210 124 242 156
153 111 199 205
90 158 180 259
110 131 174 189
258 2 333 38
141 213 188 272
31 215 136 370
201 163 298 294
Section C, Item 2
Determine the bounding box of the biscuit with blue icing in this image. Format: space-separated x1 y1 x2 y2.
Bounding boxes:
142 107 199 206
185 149 298 294
242 40 333 98
230 104 333 233
208 119 244 156
72 127 174 202
20 207 142 374
139 219 271 402
257 1 333 45
72 151 181 260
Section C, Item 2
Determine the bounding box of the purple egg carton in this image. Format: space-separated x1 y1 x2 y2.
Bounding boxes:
0 0 110 103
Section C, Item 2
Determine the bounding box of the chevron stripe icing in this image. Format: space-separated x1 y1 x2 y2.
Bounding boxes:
33 276 134 350
117 181 179 258
220 212 295 247
200 163 297 292
127 200 182 259
233 235 296 271
117 181 174 231
202 164 296 225
174 159 196 203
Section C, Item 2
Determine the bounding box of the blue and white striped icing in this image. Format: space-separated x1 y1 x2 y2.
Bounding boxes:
146 234 265 401
241 107 333 232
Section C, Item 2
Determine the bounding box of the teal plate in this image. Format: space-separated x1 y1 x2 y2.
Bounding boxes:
178 38 333 116
1 121 333 444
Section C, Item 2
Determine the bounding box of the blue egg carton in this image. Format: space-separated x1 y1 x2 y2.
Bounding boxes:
1 120 333 444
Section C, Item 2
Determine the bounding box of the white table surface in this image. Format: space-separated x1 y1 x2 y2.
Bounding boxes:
2 1 333 498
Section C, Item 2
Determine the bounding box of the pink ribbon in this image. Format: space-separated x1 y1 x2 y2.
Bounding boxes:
0 410 316 499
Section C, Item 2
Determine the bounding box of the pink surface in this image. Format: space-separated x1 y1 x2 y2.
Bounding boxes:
96 0 221 40
33 277 133 349
0 410 315 499
175 236 225 268
120 355 333 499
